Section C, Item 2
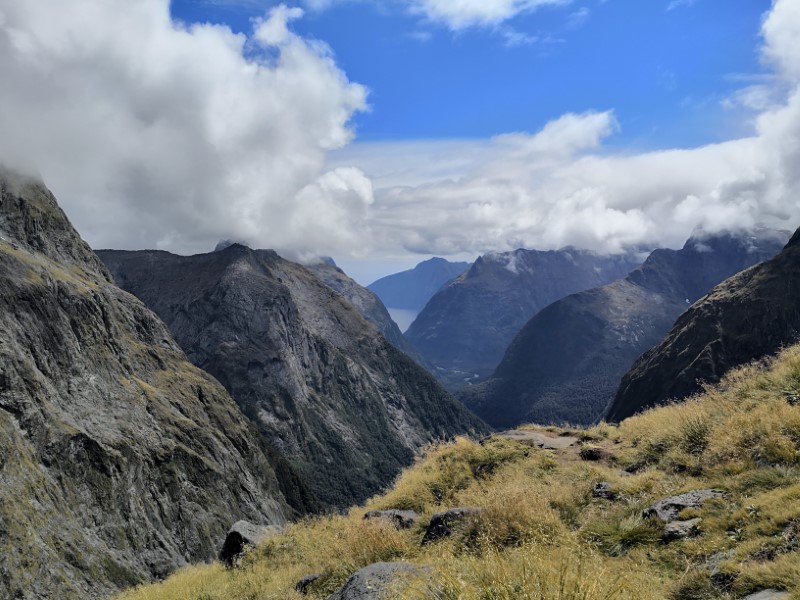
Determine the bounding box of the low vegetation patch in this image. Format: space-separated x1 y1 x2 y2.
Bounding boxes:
117 346 800 600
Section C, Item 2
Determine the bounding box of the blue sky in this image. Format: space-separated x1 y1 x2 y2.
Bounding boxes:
171 0 770 149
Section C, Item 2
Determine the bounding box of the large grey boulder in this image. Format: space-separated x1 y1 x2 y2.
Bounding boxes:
364 509 420 529
327 562 427 600
219 521 281 566
643 490 724 523
421 507 484 545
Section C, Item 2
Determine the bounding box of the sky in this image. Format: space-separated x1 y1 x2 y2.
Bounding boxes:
0 0 798 284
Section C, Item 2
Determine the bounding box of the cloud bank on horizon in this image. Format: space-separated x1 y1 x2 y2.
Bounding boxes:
0 0 798 259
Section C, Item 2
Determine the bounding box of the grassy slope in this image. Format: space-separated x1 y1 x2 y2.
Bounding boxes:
116 345 800 600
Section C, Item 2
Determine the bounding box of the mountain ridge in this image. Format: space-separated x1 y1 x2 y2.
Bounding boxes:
98 245 487 508
461 229 790 428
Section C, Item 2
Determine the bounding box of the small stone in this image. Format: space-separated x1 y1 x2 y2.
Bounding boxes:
219 520 281 566
295 573 322 595
662 518 702 541
592 482 616 500
364 509 420 529
643 490 724 523
421 507 484 545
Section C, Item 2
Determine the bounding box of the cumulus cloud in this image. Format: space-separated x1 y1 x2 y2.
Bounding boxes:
328 0 800 257
407 0 570 30
0 0 367 256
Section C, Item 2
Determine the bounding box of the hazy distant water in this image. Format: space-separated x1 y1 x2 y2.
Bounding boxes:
387 308 418 333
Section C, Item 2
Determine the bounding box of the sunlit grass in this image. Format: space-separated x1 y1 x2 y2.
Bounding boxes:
118 345 800 600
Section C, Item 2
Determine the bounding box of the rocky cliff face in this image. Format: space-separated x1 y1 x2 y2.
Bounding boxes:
405 248 641 390
98 247 486 508
608 227 800 422
0 169 294 599
461 230 789 428
305 259 424 363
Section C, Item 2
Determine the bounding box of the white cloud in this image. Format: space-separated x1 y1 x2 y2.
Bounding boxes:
329 0 800 257
407 0 570 30
666 0 697 11
0 0 367 256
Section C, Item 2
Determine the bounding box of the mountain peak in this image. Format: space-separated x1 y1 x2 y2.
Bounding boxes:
0 167 112 282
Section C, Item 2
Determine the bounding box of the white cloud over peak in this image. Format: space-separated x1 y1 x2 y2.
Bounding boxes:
0 0 368 256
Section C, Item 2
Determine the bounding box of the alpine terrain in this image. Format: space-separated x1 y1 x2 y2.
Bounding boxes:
463 229 789 428
0 168 297 600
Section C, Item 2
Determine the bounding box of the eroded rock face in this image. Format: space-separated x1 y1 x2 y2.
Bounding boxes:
662 518 702 541
98 246 486 508
0 169 294 599
742 591 791 600
327 562 429 600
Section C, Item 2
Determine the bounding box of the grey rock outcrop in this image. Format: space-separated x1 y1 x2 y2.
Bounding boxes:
592 482 616 500
0 169 294 599
219 521 281 566
327 562 429 600
364 510 420 529
296 573 322 595
662 518 702 541
421 507 484 545
643 490 724 523
98 246 486 508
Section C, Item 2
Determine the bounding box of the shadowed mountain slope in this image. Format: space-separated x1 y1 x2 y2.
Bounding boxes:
0 169 294 599
305 258 424 363
98 247 486 508
462 230 789 428
608 227 800 422
405 248 642 390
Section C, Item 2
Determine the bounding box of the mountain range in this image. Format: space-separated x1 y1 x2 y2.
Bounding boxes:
98 246 485 508
461 229 790 427
405 248 642 390
608 226 800 422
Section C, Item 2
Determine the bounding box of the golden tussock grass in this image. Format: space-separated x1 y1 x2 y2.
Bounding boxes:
117 345 800 600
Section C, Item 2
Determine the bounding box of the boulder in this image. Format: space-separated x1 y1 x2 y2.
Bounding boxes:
219 520 281 566
421 507 484 545
742 591 791 600
295 573 322 595
643 490 724 523
327 562 427 600
592 482 616 500
662 518 702 541
364 509 420 529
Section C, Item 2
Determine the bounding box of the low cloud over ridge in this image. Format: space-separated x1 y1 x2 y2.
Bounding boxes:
0 1 368 255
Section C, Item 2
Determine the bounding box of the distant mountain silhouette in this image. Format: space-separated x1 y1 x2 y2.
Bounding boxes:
368 257 470 312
